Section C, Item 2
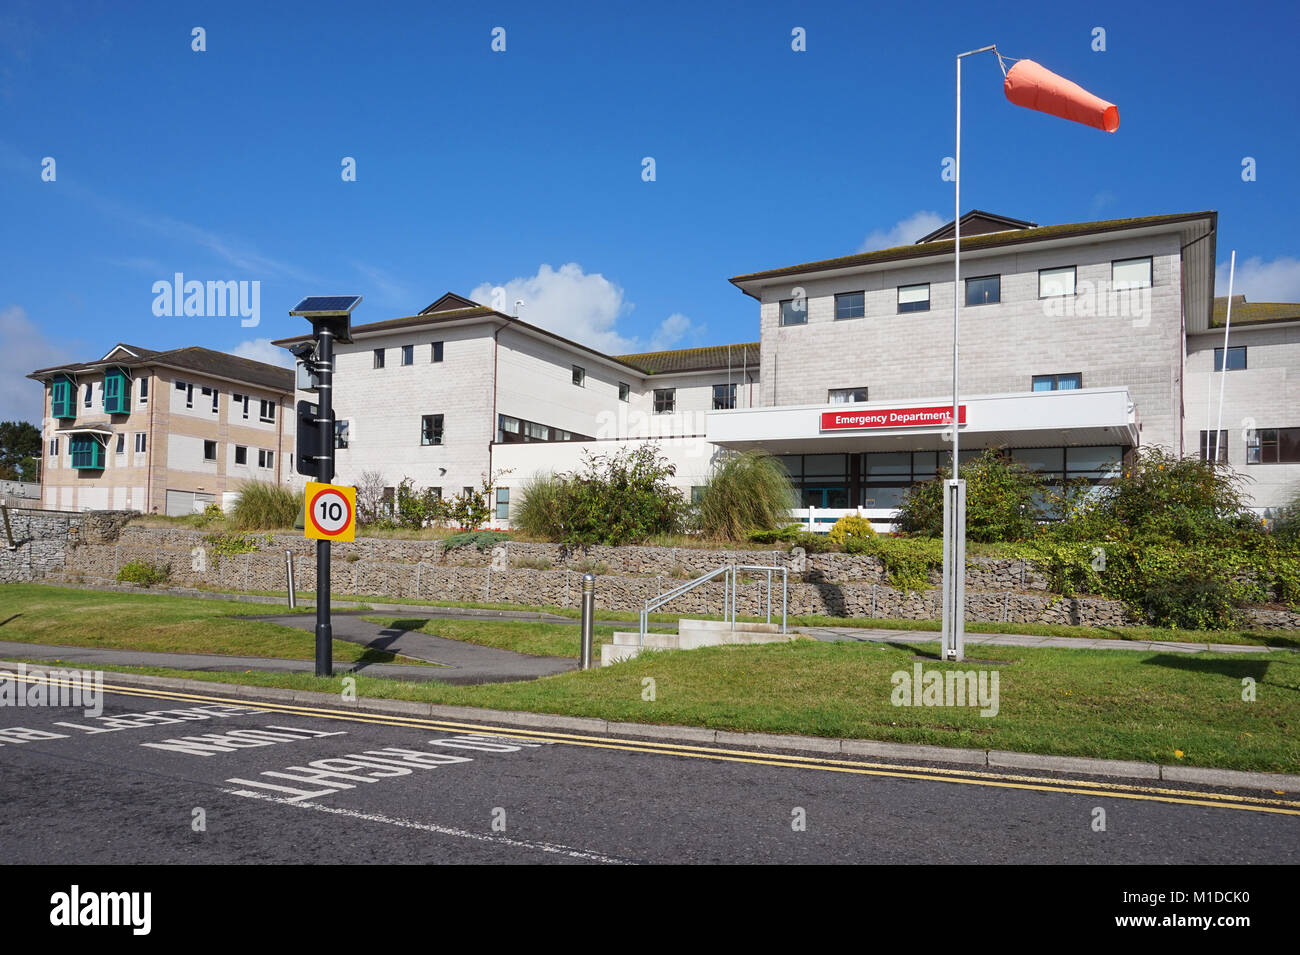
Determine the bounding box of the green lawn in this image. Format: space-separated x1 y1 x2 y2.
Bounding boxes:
0 583 402 664
21 638 1298 774
365 616 619 658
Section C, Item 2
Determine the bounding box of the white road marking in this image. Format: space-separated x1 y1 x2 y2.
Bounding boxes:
221 788 636 864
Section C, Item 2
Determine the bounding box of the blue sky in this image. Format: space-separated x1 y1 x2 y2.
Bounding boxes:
2 0 1297 422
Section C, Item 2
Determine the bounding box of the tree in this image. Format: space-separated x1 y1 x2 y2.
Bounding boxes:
0 421 41 483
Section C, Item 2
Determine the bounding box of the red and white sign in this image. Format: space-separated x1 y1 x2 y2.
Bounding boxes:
305 481 356 542
820 405 967 431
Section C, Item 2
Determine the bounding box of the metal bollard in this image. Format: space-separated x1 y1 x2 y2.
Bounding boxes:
579 573 595 670
285 549 297 609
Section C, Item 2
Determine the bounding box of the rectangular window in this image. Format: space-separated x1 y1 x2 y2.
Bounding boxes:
233 394 249 419
334 420 349 449
115 434 125 454
259 400 275 423
712 383 736 410
1247 427 1300 464
138 377 149 404
653 388 676 414
235 445 247 465
175 381 193 408
134 432 146 453
495 487 510 521
431 341 444 363
1032 373 1083 392
691 486 706 505
1199 430 1228 462
572 365 585 387
500 415 520 437
1038 266 1077 298
966 274 1001 306
83 383 93 408
373 348 385 369
49 438 58 457
463 486 473 498
211 387 219 413
401 344 413 366
421 414 444 446
897 283 930 313
258 449 274 469
524 421 549 441
1214 346 1247 372
69 435 104 470
51 378 73 418
1113 256 1152 289
203 440 217 462
779 299 807 326
828 387 868 404
618 381 630 402
103 371 130 414
430 487 442 500
834 291 865 320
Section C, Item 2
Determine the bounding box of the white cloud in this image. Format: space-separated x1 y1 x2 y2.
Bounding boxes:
859 211 947 252
470 263 699 354
1216 255 1300 303
232 338 294 368
0 305 75 423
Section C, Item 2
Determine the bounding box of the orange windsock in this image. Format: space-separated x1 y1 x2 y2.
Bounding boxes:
1003 59 1119 132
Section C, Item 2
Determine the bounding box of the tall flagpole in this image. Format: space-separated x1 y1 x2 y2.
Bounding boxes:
1213 250 1236 462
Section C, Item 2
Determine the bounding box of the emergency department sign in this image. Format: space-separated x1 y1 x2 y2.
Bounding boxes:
305 481 356 542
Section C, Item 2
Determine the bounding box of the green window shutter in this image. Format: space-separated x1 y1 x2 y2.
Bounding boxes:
103 370 131 414
52 378 74 419
71 435 105 469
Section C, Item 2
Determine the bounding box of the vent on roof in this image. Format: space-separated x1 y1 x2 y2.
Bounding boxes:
420 292 482 315
915 211 1038 244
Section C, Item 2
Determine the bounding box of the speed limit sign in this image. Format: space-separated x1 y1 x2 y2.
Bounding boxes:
305 481 356 542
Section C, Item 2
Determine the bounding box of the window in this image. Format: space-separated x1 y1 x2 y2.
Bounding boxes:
966 274 1001 306
653 388 676 414
430 487 442 500
115 434 125 454
258 449 274 469
897 283 930 313
572 365 585 387
499 415 520 438
421 414 444 446
51 378 73 418
232 393 249 418
401 344 413 366
1214 346 1247 371
48 438 58 457
829 387 868 404
235 445 247 466
1247 428 1300 464
431 341 444 363
779 299 807 326
835 291 865 320
176 380 193 408
524 421 548 440
134 432 146 453
83 383 93 408
103 370 130 414
203 440 217 461
1038 266 1077 298
495 487 510 521
1032 373 1082 391
712 383 736 410
691 486 706 505
463 487 473 498
373 349 385 369
1199 430 1228 462
211 387 219 413
1113 256 1152 289
618 382 630 402
69 435 104 470
259 400 275 423
335 420 349 449
138 377 149 404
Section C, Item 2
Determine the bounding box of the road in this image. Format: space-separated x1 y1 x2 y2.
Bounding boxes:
1 676 1296 865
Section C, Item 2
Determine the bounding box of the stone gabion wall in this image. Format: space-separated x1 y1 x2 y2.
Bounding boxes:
0 508 136 583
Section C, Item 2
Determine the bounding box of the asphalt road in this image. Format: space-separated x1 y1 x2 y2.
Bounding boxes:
2 679 1296 865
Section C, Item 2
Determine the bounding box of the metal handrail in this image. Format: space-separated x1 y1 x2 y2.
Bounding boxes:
640 563 788 646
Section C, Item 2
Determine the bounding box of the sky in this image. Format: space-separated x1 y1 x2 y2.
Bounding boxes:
2 0 1298 423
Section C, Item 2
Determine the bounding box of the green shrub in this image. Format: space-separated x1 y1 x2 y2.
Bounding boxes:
827 514 877 547
897 448 1044 542
231 481 300 530
746 524 803 545
513 472 566 539
442 530 511 552
696 452 796 541
204 532 264 566
117 560 170 587
843 536 943 591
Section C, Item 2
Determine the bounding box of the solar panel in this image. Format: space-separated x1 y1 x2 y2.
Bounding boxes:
290 295 362 315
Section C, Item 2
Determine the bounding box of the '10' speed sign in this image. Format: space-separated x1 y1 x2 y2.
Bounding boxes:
305 481 357 542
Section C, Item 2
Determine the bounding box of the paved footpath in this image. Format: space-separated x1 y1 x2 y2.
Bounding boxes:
801 627 1288 654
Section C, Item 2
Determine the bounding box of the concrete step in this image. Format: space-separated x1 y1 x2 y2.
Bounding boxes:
612 631 680 648
678 618 781 633
600 643 646 665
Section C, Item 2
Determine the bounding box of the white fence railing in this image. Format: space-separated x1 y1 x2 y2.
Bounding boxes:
790 506 900 534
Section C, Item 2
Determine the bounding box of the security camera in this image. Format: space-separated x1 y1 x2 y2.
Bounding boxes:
287 342 316 360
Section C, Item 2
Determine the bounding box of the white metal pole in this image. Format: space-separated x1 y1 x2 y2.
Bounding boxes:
1213 250 1236 463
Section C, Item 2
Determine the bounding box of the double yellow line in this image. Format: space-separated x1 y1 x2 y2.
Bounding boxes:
11 671 1300 816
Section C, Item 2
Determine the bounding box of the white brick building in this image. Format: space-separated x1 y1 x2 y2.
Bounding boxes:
276 210 1299 523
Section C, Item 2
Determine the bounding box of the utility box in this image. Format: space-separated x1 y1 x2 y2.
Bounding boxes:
296 360 320 393
296 400 331 477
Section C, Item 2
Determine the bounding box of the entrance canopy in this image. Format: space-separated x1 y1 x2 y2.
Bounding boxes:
707 387 1138 454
